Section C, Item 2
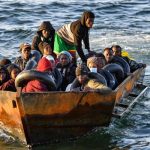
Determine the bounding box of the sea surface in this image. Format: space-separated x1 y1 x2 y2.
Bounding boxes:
0 0 150 149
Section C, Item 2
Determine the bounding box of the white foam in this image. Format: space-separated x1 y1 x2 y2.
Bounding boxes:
0 129 15 143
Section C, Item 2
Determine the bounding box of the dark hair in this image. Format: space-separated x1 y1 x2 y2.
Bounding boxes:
0 58 11 66
103 47 112 53
0 65 10 84
83 11 95 19
95 52 105 59
111 45 122 52
7 64 21 75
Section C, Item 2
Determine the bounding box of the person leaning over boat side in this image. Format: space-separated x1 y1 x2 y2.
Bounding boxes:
56 51 76 91
22 57 53 92
0 66 10 86
31 21 55 54
54 11 95 63
67 64 111 93
14 43 32 71
111 45 146 72
0 66 21 91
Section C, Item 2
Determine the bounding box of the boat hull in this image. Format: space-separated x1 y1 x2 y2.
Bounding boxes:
0 67 145 146
0 91 25 143
17 92 116 145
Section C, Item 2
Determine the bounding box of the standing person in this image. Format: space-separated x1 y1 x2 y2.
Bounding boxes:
31 21 55 53
54 11 95 63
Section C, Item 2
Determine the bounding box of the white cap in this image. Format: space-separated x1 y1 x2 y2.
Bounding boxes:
44 55 55 62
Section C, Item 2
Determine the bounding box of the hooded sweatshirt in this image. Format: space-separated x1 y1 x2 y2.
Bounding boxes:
31 21 55 53
22 57 52 92
57 11 95 62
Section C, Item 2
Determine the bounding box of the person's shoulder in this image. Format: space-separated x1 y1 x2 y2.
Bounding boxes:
122 56 130 60
71 20 83 31
69 63 76 69
14 56 22 62
32 33 40 40
56 63 62 68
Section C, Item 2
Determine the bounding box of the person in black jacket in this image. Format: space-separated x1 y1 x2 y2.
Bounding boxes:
56 51 76 91
31 21 55 54
111 45 146 72
54 11 95 63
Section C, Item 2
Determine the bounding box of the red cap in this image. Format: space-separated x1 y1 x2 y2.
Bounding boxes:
36 57 52 72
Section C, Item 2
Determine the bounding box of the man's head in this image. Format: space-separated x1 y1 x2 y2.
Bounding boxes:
39 42 52 55
103 48 113 63
19 43 31 60
87 56 98 72
42 30 50 39
58 51 72 66
87 56 106 72
76 64 89 84
0 66 9 82
81 11 95 28
111 45 122 56
85 18 94 28
11 67 21 80
38 21 55 39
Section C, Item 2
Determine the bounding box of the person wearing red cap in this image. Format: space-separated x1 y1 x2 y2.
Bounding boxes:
22 57 53 92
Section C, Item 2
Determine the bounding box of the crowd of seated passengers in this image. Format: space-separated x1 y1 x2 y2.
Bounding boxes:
0 42 146 93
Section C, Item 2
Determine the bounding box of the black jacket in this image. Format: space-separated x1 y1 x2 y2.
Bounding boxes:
32 21 55 53
70 11 95 62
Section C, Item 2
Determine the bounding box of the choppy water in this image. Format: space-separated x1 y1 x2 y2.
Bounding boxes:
0 0 150 149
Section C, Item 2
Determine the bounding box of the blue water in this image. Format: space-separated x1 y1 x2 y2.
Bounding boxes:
0 0 150 149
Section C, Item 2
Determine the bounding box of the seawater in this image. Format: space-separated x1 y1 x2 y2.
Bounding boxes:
0 0 150 149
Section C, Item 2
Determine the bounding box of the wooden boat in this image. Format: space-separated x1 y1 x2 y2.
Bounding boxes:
0 67 147 147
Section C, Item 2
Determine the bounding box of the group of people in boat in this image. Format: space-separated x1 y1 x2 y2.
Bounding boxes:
0 11 146 93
